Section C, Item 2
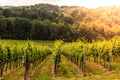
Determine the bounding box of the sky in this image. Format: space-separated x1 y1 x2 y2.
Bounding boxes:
0 0 120 8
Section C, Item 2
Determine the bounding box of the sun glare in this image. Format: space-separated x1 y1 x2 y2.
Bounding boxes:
0 0 120 8
58 0 120 8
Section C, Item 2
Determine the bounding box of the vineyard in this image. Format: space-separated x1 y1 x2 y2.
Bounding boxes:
0 38 120 80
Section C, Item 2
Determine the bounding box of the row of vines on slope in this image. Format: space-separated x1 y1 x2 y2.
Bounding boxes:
52 40 62 77
0 45 23 77
86 37 120 70
61 41 87 76
1 37 120 79
53 37 120 76
0 40 51 80
24 43 51 80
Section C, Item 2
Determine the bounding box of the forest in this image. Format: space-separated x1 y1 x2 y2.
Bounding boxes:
0 4 120 42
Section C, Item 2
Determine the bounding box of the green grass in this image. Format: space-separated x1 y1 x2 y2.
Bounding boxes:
0 39 54 47
57 55 82 79
32 40 54 47
86 61 105 75
55 56 120 80
3 67 24 80
2 56 120 80
31 55 53 80
1 40 120 80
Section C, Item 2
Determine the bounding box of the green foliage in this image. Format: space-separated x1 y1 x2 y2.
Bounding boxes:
13 18 31 39
1 4 120 41
0 40 52 77
2 9 11 18
61 41 84 58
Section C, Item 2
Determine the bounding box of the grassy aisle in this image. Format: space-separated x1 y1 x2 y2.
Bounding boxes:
55 55 83 80
81 61 120 80
55 56 120 80
86 61 106 75
3 67 24 80
30 55 53 80
1 55 120 80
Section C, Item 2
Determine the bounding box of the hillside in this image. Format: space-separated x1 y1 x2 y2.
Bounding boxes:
0 4 120 41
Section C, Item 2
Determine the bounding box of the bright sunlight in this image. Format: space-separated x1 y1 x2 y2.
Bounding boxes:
0 0 120 8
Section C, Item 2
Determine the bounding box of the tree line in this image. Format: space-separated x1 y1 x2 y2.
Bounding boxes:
0 4 120 41
0 16 69 40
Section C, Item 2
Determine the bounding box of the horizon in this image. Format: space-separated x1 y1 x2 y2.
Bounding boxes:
0 0 120 9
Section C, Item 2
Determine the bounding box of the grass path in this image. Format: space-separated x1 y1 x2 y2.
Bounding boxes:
2 55 120 80
86 61 107 75
2 67 24 80
55 56 120 80
23 59 120 80
31 55 84 80
54 55 83 80
30 55 53 80
82 61 120 80
2 55 53 80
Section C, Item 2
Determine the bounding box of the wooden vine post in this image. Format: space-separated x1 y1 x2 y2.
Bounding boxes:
109 44 112 71
83 45 86 76
54 41 62 77
0 45 3 77
24 49 27 80
54 48 61 77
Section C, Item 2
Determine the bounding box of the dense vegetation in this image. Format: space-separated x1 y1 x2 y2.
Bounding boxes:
55 37 120 77
0 40 51 80
1 37 120 79
0 4 120 41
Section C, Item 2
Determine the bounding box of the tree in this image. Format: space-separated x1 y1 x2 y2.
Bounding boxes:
5 18 14 39
13 18 31 39
31 20 51 40
31 20 44 39
63 16 74 24
0 17 7 38
2 9 11 18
